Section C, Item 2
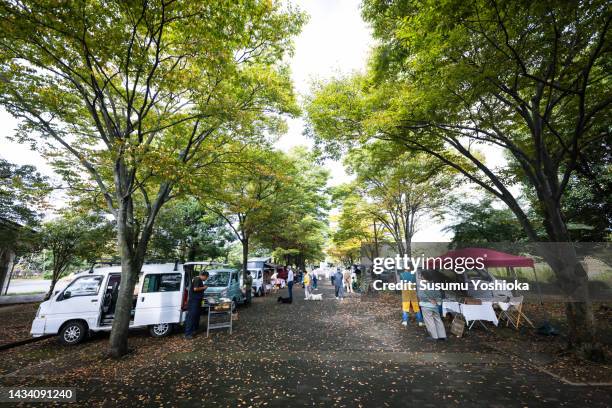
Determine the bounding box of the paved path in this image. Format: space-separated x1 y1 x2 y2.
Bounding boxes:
4 279 50 294
2 282 611 407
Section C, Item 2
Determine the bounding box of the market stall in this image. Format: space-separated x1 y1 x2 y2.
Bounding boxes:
429 248 540 330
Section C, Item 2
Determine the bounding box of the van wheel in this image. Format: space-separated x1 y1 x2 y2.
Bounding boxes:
149 323 172 337
59 321 87 345
258 287 264 297
231 299 237 313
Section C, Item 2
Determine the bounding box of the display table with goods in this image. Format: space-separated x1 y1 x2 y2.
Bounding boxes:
205 297 233 337
442 298 499 330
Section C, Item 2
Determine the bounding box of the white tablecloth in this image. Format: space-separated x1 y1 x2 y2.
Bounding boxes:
442 301 499 326
460 302 499 326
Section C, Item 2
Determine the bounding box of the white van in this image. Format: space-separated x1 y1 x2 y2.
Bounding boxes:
30 263 190 345
246 257 283 297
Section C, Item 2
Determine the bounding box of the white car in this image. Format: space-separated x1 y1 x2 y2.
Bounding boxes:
31 263 190 345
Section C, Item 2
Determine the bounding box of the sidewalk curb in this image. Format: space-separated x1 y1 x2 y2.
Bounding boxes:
0 294 44 305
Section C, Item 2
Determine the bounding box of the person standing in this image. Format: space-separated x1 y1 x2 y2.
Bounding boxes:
417 272 447 340
334 268 344 300
244 271 253 305
312 270 318 290
287 266 294 301
400 269 423 327
343 268 352 293
185 270 209 339
303 270 311 299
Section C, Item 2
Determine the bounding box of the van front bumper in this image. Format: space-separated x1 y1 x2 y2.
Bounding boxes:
30 318 46 337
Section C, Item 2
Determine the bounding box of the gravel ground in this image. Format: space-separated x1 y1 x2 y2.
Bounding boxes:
0 282 610 407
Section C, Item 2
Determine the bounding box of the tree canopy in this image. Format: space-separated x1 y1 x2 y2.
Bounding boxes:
195 145 329 273
38 212 114 299
0 0 305 357
306 0 611 356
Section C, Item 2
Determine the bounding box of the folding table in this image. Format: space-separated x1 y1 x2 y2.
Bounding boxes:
460 302 499 330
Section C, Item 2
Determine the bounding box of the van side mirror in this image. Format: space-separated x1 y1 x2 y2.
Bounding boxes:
63 291 72 299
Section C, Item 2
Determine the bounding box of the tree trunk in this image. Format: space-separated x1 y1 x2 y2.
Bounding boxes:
497 182 599 358
0 248 15 295
241 236 249 280
372 220 380 259
530 193 600 358
44 276 58 301
187 244 196 262
108 196 144 358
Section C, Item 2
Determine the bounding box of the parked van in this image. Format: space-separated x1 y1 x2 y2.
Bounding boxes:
246 257 283 296
201 268 246 311
31 263 189 345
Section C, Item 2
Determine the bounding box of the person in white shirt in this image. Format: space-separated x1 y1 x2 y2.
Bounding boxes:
287 266 294 300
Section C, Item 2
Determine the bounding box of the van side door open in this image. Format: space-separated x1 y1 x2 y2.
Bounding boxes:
133 272 183 327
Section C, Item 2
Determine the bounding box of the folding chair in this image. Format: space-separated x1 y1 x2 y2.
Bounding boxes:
499 296 534 329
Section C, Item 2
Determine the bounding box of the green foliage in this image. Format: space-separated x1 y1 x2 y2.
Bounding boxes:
0 0 306 356
148 198 234 261
253 147 330 267
0 0 305 260
347 142 454 253
444 197 528 245
38 213 115 281
196 145 329 269
305 0 610 349
0 158 50 226
515 141 612 242
307 0 610 244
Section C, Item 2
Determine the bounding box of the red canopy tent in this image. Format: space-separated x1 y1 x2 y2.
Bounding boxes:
426 247 542 308
426 247 534 268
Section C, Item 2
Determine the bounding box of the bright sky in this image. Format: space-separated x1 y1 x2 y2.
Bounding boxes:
275 0 372 188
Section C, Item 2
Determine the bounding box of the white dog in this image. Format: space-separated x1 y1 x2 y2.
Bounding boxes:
308 293 323 301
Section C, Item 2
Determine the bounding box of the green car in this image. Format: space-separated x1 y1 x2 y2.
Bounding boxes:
202 269 246 311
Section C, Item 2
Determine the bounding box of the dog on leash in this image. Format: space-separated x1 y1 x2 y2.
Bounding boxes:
307 293 323 301
277 296 292 304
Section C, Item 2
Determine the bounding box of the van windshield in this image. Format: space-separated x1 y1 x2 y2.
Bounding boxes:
206 272 230 287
